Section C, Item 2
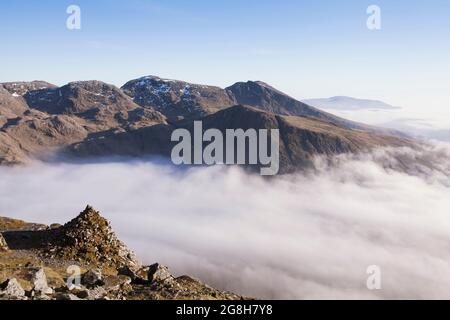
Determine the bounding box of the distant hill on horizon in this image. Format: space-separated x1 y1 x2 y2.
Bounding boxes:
302 96 401 111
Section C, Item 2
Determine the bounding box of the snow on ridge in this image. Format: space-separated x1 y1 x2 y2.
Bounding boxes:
138 76 179 84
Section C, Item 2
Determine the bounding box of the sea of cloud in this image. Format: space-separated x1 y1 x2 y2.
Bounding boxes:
326 107 450 141
0 143 449 299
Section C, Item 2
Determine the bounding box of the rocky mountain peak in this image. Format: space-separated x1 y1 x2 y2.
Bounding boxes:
64 81 132 102
232 80 281 92
24 80 139 115
0 85 30 120
226 80 307 111
63 205 107 229
122 75 236 122
47 206 141 270
226 80 374 131
0 81 57 96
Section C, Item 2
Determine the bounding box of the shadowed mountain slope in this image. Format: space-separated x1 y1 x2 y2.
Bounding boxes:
226 81 395 133
67 105 413 173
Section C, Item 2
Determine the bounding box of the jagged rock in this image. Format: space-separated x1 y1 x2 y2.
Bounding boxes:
0 278 26 298
117 265 148 283
73 289 90 299
137 266 150 281
118 265 138 281
50 223 62 230
70 284 113 300
32 268 53 295
45 205 142 270
0 233 8 251
103 275 132 292
82 269 103 287
85 286 108 300
148 263 174 284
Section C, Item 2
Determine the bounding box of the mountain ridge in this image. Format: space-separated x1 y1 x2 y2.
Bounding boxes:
0 76 414 171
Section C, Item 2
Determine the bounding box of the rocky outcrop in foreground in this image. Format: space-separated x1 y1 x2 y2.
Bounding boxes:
0 233 8 251
0 207 244 300
43 206 141 271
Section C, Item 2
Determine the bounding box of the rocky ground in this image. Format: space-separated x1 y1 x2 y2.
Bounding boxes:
0 206 244 300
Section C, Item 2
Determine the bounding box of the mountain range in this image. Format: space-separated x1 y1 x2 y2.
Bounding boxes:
0 76 413 173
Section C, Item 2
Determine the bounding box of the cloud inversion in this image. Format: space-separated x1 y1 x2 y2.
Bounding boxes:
0 144 449 299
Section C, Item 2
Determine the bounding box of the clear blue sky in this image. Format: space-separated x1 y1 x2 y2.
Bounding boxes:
1 0 450 110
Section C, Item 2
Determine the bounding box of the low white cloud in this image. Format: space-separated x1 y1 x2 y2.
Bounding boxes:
325 107 450 141
0 144 450 299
